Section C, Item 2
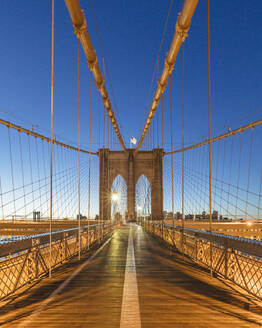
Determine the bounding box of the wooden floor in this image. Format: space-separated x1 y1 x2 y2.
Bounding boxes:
0 225 261 327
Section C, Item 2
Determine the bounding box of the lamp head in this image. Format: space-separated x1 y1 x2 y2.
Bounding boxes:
112 190 118 202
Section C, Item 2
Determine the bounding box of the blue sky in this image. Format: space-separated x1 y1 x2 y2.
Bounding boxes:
0 0 261 149
0 0 261 219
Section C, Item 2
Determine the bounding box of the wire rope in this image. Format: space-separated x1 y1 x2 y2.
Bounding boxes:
49 0 55 278
170 75 174 218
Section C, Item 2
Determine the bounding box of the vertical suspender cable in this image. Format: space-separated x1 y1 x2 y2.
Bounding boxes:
28 136 35 213
98 91 102 229
157 112 159 149
235 134 242 219
101 54 105 221
245 130 253 219
77 38 81 260
181 42 185 253
88 71 92 246
101 105 105 221
0 177 4 220
109 120 111 149
42 141 48 218
156 54 160 150
103 105 105 149
19 132 26 219
207 0 213 277
148 125 150 149
111 124 113 149
213 140 220 217
226 137 234 215
99 93 100 150
170 75 174 218
153 118 155 148
219 140 226 215
8 129 16 219
107 111 110 219
258 169 262 220
36 138 42 217
102 73 105 221
151 122 154 221
49 0 55 278
162 96 163 149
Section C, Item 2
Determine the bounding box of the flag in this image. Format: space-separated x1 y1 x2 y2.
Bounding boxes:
130 136 137 145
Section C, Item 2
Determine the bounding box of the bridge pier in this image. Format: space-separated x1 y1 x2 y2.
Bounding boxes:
99 148 163 220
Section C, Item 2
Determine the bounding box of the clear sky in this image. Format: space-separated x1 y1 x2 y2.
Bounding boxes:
0 1 261 219
0 0 261 148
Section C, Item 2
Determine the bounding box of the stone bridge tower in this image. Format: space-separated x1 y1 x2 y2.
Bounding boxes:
99 149 163 220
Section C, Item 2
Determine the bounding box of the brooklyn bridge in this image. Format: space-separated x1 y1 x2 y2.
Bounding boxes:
0 0 261 326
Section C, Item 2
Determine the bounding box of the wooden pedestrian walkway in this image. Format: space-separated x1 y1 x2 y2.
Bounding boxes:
0 225 261 327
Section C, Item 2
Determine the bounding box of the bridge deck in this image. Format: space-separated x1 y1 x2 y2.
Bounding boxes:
0 225 261 327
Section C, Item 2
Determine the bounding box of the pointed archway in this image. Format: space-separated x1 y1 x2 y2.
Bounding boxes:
99 149 163 220
136 174 151 219
111 174 127 222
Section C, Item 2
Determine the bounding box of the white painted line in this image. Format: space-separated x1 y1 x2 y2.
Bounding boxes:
16 236 112 328
120 227 141 328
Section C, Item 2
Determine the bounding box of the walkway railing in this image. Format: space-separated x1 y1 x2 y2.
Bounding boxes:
0 223 117 300
142 220 262 300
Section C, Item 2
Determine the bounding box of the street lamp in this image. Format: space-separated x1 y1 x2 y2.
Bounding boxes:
112 190 119 202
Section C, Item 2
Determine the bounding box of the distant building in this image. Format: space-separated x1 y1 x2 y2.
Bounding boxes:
33 211 41 222
175 212 182 219
212 210 218 220
185 214 194 221
77 214 87 220
166 212 174 219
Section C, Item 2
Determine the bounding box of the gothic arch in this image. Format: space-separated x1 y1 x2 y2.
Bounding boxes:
99 148 163 220
111 174 127 220
135 174 151 217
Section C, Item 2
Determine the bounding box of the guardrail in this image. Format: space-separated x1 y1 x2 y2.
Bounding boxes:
0 223 117 300
142 220 262 300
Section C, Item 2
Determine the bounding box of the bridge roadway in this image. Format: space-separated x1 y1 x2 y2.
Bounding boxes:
0 225 261 327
